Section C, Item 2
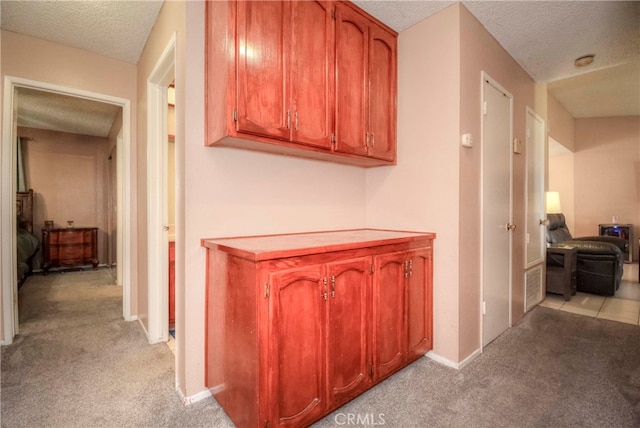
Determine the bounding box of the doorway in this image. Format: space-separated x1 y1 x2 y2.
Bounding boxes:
1 77 134 344
481 74 513 347
146 35 176 345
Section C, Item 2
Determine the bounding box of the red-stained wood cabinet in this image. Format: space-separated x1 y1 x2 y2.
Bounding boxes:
235 0 333 149
334 2 397 162
202 229 434 428
205 0 397 167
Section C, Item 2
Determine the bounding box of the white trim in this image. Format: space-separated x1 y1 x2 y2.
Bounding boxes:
178 388 212 406
426 348 481 370
146 34 176 344
1 76 134 343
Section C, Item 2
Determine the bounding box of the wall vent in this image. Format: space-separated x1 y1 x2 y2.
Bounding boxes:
525 265 543 312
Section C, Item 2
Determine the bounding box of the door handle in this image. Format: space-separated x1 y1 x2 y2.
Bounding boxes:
163 225 169 231
539 219 549 226
506 223 517 231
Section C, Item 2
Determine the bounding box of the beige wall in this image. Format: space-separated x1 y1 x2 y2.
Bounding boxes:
368 3 541 365
459 4 540 357
18 127 111 264
548 93 575 152
574 116 640 260
1 32 136 341
548 138 576 233
367 4 461 362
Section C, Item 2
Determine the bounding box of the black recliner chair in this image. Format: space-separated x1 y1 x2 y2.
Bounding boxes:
546 213 626 296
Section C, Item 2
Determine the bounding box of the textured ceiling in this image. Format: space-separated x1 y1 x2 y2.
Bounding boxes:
1 0 163 64
17 87 121 138
355 0 640 118
2 0 639 137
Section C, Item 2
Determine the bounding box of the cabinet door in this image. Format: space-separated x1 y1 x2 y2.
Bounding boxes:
270 265 326 427
406 248 433 360
372 252 406 381
367 25 397 162
290 0 333 149
326 257 371 407
334 3 368 157
236 0 290 140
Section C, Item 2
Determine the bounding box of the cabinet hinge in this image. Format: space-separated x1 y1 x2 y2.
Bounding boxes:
232 109 238 122
331 133 336 146
482 101 487 116
331 8 336 20
265 420 271 428
369 264 374 275
264 282 270 299
368 365 374 377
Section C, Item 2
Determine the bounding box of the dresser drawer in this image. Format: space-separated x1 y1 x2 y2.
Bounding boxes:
57 231 85 244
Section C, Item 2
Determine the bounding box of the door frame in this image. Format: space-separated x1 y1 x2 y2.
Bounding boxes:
146 34 176 344
479 72 514 349
1 76 134 344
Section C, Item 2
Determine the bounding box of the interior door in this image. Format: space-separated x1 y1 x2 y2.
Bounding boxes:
482 77 512 347
525 108 546 267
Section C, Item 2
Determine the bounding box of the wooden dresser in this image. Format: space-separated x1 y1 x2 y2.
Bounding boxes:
42 227 98 273
202 229 435 428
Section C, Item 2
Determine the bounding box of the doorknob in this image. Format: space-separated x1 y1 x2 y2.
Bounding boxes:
163 225 169 231
506 223 517 231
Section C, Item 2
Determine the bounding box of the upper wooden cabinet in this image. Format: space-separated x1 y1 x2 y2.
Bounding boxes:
235 0 333 149
205 0 397 167
334 2 397 162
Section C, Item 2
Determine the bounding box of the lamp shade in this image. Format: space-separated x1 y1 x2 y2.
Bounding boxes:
546 191 562 214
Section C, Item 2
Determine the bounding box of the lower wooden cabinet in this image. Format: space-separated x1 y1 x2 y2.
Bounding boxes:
202 229 435 428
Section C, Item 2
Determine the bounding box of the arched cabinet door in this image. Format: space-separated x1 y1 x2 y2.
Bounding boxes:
372 251 407 381
269 265 327 427
406 248 433 359
326 257 372 407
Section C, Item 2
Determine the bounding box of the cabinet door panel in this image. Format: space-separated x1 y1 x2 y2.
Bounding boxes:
270 265 326 426
372 252 406 381
290 0 333 149
236 1 290 140
327 257 371 407
406 249 433 359
334 4 368 156
368 25 397 161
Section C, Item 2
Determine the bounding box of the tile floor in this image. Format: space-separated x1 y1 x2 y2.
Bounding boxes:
540 262 640 325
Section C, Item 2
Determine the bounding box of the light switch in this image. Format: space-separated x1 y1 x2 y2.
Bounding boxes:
461 133 473 148
513 138 523 154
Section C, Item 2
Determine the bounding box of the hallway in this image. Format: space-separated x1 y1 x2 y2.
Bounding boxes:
0 269 230 427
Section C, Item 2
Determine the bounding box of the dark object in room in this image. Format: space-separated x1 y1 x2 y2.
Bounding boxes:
547 213 626 296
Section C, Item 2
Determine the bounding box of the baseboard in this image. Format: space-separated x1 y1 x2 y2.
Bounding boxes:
178 387 212 405
426 347 481 369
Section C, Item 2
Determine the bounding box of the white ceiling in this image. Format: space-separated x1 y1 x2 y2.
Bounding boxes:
1 0 639 137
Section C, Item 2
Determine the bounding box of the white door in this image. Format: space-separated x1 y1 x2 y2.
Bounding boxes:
525 108 546 268
482 76 513 347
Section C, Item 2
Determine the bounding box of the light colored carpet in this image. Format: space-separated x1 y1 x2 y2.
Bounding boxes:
3 269 640 427
1 268 232 428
